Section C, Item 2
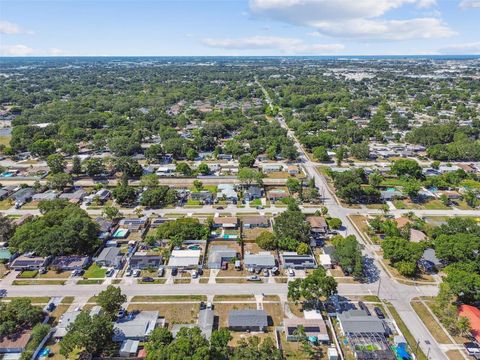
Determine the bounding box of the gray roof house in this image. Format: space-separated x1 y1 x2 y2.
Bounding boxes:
50 255 90 270
32 190 59 202
198 309 215 340
190 191 213 204
54 311 82 338
281 252 317 269
244 186 263 201
129 253 163 270
337 310 388 336
10 187 35 204
113 311 159 342
9 255 50 271
95 247 122 268
380 190 404 202
418 248 443 273
228 310 268 332
244 252 275 269
207 246 237 269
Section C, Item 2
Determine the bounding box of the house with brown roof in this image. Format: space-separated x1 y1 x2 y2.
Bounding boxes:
242 216 269 229
213 216 238 229
307 216 328 234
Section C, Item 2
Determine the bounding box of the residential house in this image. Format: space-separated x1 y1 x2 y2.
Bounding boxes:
168 249 201 269
129 252 163 270
94 217 115 240
119 340 140 358
119 217 148 231
9 254 50 271
156 165 176 177
54 311 82 338
10 187 35 207
243 186 263 201
380 190 404 202
281 252 317 269
284 317 329 343
307 216 328 236
242 216 269 229
50 256 90 271
287 165 300 176
228 310 268 332
244 252 275 269
394 217 412 229
0 188 8 200
267 189 288 203
190 191 213 205
207 246 237 269
337 310 389 336
418 248 442 273
32 190 59 202
95 247 123 268
198 309 215 340
59 188 86 203
113 311 159 342
262 163 283 173
438 165 460 173
216 184 238 203
458 305 480 343
319 254 333 269
213 216 238 229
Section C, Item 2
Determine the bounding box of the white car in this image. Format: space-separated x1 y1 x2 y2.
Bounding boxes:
106 268 115 277
191 270 198 279
288 268 295 277
133 269 141 277
125 269 132 277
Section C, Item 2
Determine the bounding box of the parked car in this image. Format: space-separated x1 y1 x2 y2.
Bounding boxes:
171 267 178 276
125 269 133 277
73 269 84 276
106 268 115 277
197 267 203 276
256 206 264 209
157 267 165 277
262 269 269 277
0 289 6 298
288 268 295 277
192 270 198 279
271 266 278 275
255 267 262 274
358 301 371 316
117 308 126 319
247 275 261 281
217 206 224 210
142 277 154 283
133 269 141 277
46 302 56 312
39 267 47 275
374 307 385 319
206 302 213 310
221 262 228 270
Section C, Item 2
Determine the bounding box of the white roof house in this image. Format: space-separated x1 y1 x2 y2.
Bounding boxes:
167 249 201 268
319 254 332 269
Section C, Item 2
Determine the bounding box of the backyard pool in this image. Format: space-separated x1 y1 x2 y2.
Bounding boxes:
113 229 129 238
0 172 13 178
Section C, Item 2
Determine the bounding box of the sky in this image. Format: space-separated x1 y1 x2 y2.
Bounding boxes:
1 0 480 56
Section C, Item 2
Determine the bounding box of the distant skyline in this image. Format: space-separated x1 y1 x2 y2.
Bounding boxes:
1 0 480 57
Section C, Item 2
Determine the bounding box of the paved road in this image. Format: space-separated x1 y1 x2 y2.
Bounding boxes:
256 78 447 360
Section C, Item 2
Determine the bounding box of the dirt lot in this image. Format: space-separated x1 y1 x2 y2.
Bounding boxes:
262 303 283 326
244 242 269 254
229 332 276 347
127 303 200 326
242 227 272 241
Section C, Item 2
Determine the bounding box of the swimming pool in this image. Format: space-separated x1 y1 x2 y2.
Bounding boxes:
0 172 13 178
113 229 129 238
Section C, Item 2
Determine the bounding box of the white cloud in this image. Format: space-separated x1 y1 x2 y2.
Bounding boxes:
249 0 454 40
312 18 455 40
0 44 70 56
439 41 480 54
0 20 32 35
417 0 437 8
0 44 35 56
460 0 480 8
202 35 344 54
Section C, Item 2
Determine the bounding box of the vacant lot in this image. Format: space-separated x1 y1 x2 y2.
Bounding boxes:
84 264 106 278
262 303 283 326
127 303 200 326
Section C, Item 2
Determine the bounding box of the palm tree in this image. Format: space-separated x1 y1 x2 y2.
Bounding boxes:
457 316 471 337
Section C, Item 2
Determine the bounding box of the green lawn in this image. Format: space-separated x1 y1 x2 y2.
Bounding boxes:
0 199 12 210
423 200 450 210
186 199 201 205
83 264 107 278
0 136 10 146
18 270 38 278
249 199 262 206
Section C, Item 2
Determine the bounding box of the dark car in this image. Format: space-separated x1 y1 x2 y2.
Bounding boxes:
358 301 371 316
221 262 228 270
197 267 203 276
217 206 224 210
46 302 56 312
171 267 178 276
374 306 385 319
142 277 154 283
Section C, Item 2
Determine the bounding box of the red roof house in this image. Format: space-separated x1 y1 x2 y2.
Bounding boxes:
458 304 480 342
